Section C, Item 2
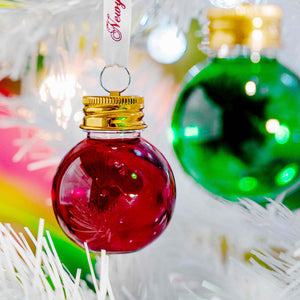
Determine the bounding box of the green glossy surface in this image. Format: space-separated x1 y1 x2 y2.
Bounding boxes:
172 57 300 203
282 188 300 210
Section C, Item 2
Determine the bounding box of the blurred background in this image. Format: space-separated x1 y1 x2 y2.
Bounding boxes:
1 0 300 299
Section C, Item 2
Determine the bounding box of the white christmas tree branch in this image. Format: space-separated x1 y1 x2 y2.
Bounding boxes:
0 219 114 300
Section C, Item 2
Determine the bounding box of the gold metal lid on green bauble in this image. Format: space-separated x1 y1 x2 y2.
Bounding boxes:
207 4 282 51
80 91 147 131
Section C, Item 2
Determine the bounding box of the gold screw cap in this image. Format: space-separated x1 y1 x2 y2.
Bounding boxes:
80 91 147 131
207 4 282 51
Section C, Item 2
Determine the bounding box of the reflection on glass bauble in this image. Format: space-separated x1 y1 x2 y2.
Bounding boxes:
52 136 176 253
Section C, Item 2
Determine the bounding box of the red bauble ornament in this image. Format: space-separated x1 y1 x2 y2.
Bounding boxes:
0 77 21 97
52 94 176 253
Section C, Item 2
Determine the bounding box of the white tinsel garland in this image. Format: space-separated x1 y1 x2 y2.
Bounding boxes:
0 218 118 300
2 202 300 299
3 0 297 86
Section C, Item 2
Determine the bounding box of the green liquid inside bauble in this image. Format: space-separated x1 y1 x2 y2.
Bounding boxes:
172 56 300 204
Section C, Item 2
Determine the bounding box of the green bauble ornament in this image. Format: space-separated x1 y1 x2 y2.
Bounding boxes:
172 5 300 204
282 189 300 211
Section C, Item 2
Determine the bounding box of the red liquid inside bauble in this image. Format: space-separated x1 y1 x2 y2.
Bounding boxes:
52 135 176 253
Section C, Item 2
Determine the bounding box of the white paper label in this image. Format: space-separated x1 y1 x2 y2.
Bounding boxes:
103 0 131 67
